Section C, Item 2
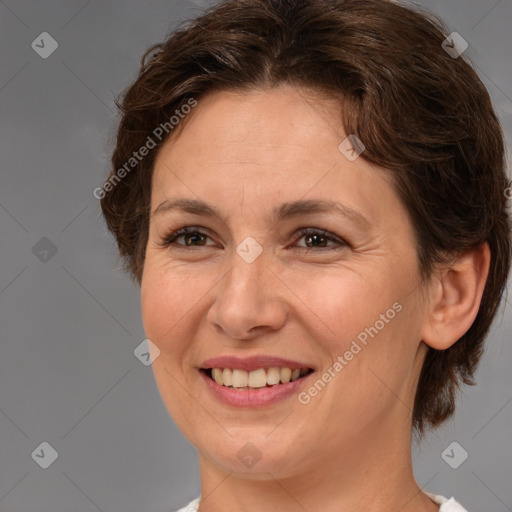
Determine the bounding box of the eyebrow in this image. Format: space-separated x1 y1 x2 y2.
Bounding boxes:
152 197 372 230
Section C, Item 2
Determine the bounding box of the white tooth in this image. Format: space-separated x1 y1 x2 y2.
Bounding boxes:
291 369 301 381
222 368 232 387
267 367 281 385
232 369 249 388
280 367 292 383
248 368 267 388
212 368 223 385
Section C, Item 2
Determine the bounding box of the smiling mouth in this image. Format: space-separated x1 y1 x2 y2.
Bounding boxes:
202 367 314 389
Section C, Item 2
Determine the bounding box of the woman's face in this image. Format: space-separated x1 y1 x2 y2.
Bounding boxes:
141 84 430 478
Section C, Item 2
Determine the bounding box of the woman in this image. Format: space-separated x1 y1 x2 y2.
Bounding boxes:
99 1 511 510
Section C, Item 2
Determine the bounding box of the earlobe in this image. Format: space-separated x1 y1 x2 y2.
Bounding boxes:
421 243 491 351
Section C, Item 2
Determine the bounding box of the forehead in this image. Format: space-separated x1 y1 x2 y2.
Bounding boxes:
150 85 397 225
155 85 343 167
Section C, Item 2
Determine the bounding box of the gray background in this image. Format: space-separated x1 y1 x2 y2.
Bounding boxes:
0 1 511 511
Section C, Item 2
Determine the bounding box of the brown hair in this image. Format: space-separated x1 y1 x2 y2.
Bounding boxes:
100 0 511 435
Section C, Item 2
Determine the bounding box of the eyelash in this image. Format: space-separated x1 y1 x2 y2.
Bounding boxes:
157 226 347 252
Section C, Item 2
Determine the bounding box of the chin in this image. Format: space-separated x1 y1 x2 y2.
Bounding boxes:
196 432 306 478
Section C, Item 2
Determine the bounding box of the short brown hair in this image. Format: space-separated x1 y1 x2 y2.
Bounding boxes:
100 0 511 434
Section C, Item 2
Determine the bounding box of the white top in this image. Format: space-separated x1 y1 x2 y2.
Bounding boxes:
175 492 469 511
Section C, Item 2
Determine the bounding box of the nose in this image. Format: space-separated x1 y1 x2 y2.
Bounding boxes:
207 248 288 341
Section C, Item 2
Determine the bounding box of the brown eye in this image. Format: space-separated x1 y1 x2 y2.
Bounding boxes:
295 228 347 250
159 227 215 249
180 231 207 246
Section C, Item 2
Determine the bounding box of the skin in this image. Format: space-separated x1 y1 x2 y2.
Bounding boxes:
140 84 490 512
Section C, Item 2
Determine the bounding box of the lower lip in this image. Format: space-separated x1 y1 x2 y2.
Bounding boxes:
199 370 312 407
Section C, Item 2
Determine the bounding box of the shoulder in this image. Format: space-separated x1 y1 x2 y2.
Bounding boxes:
174 497 200 512
425 491 470 511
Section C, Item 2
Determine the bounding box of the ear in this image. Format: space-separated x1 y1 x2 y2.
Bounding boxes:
421 243 491 350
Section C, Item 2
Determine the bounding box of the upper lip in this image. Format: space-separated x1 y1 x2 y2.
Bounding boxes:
200 355 314 372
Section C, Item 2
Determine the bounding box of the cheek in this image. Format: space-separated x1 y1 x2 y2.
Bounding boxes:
319 301 421 431
141 274 168 342
140 266 195 353
293 266 417 405
281 264 394 348
140 267 203 431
